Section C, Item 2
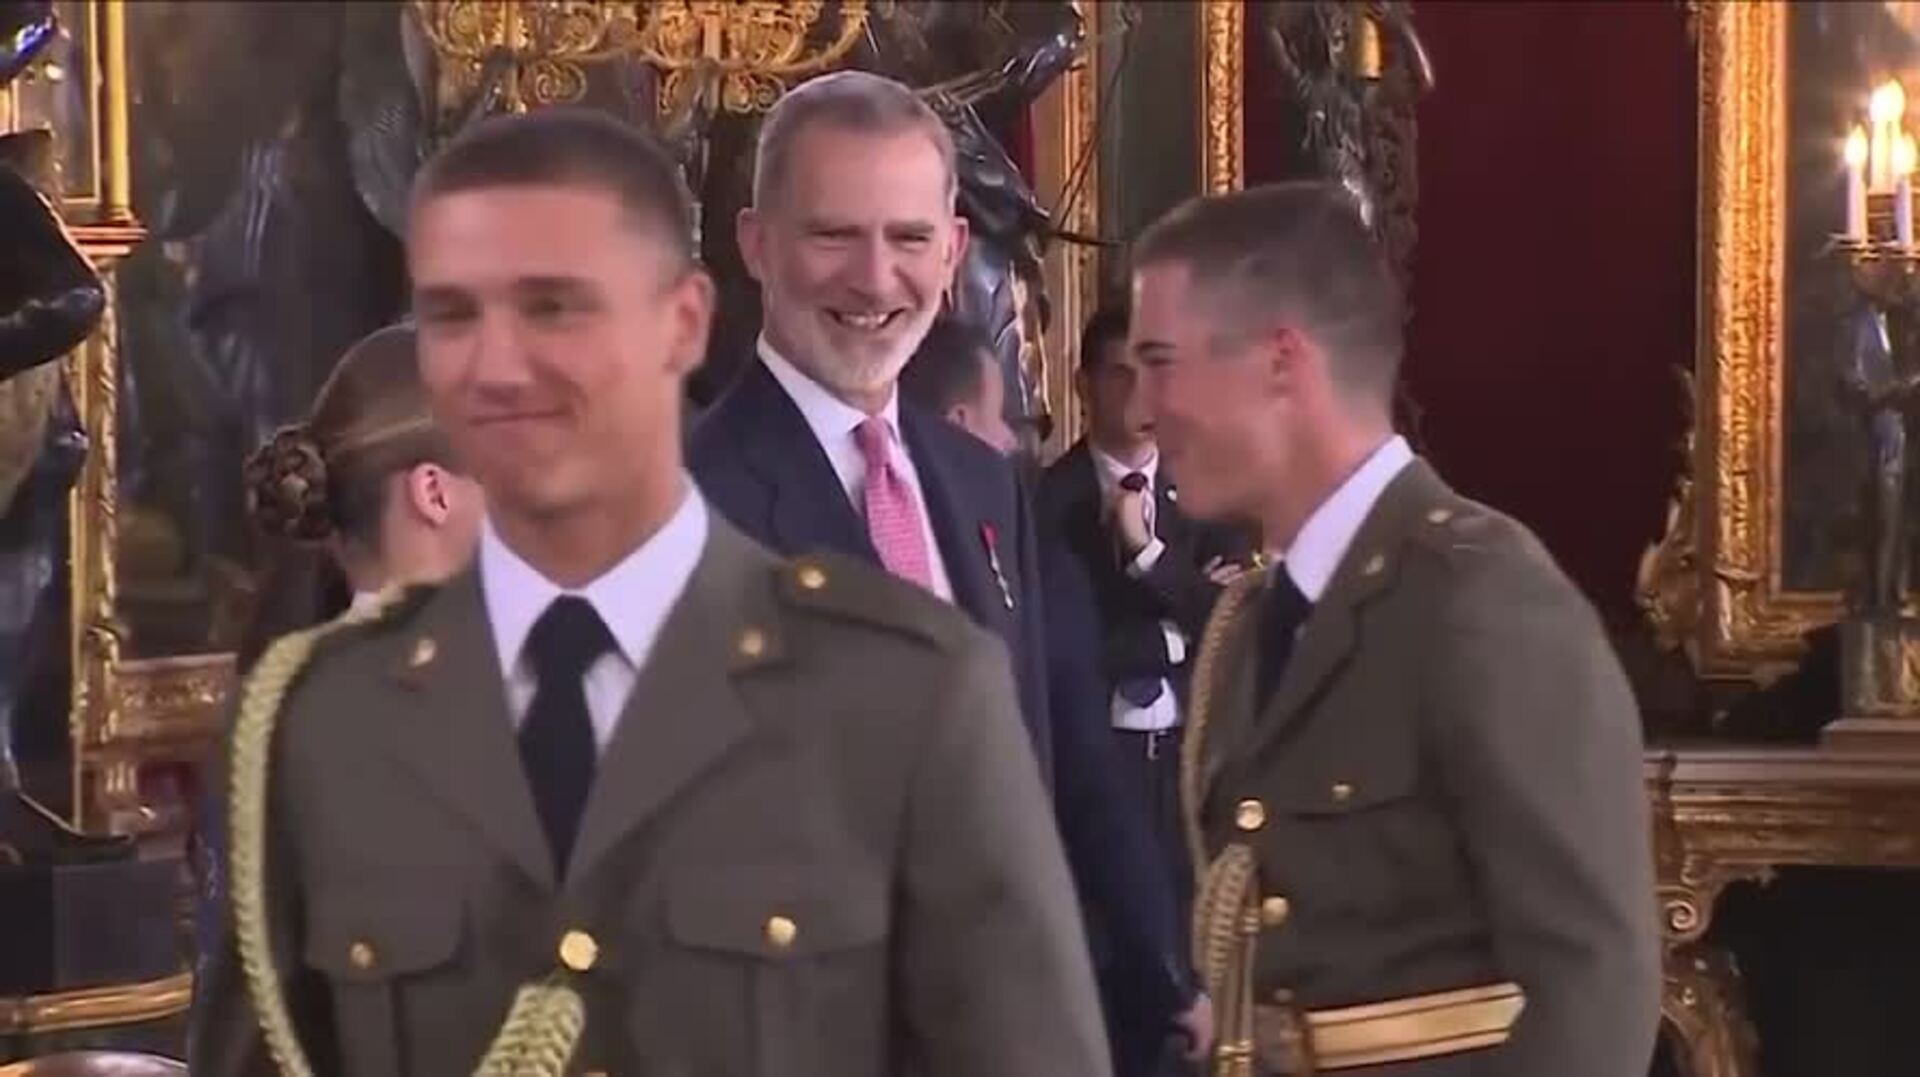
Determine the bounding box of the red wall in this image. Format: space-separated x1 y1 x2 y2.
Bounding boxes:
1248 1 1698 625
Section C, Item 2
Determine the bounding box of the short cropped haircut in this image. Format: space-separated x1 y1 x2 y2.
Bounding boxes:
901 315 996 414
753 70 957 209
411 106 695 263
1077 303 1130 373
1133 181 1403 400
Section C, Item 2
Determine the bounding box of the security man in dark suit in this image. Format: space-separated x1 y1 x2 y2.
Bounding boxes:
688 71 1051 770
1038 305 1257 967
1131 181 1659 1075
902 314 1214 1074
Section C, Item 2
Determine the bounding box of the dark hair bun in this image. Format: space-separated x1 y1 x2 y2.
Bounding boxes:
243 425 334 543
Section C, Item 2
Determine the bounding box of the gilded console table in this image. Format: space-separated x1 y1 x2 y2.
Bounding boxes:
1647 745 1920 1077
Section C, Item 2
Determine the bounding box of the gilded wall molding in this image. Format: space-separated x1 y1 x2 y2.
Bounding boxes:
1646 745 1920 1077
1031 0 1101 454
1201 1 1245 194
1642 1 1833 680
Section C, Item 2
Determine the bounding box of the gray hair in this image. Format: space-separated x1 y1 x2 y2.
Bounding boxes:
753 71 958 209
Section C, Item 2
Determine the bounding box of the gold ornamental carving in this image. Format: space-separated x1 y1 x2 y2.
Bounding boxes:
631 1 871 120
1201 0 1244 194
411 1 872 119
411 1 642 114
1644 1 1839 680
1646 745 1920 1077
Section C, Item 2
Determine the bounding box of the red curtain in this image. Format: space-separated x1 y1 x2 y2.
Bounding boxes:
1246 1 1698 624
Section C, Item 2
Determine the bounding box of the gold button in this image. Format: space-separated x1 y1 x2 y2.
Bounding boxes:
409 637 437 668
1331 782 1354 803
1260 896 1292 927
796 565 828 590
765 915 798 949
1426 507 1454 525
1235 798 1267 832
738 627 767 659
1361 553 1386 576
348 940 376 970
558 929 599 972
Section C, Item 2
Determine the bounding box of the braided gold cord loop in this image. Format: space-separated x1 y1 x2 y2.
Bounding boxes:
228 587 586 1077
1179 571 1264 887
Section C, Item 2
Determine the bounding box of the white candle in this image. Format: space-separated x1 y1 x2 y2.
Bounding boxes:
1897 133 1916 246
1847 126 1870 240
1871 81 1907 190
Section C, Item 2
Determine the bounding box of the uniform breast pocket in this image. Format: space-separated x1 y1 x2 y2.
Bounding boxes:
633 865 891 1077
1271 767 1464 921
303 879 467 1077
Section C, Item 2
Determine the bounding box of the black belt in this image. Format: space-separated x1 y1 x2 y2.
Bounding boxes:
1114 727 1180 759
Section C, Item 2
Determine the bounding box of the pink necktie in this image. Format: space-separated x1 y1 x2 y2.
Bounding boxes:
855 418 936 591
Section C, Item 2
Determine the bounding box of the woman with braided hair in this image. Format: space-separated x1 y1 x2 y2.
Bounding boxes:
235 322 484 672
192 324 482 1052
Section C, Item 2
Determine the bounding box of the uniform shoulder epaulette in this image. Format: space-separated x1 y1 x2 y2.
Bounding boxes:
772 552 968 649
1403 496 1561 587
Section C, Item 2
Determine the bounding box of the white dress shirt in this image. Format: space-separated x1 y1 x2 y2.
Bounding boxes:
347 591 384 616
478 482 709 753
757 336 955 602
1279 435 1415 601
1089 445 1185 732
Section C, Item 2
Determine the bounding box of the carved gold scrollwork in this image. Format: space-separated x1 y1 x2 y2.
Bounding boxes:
634 0 870 119
413 1 640 114
1662 943 1759 1077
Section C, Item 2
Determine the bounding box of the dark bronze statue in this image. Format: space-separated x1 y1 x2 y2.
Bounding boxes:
0 6 116 863
1838 304 1920 616
1262 0 1432 292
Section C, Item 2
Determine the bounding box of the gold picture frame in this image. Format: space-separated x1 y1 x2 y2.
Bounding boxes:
34 1 230 835
1030 0 1243 454
1641 1 1848 682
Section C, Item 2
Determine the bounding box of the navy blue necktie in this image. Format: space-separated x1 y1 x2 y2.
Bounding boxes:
519 595 612 874
1255 568 1313 712
1115 471 1166 707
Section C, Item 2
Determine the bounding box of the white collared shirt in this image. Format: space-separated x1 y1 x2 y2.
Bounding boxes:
757 336 954 602
478 482 709 753
348 591 384 616
1088 443 1186 732
1280 435 1415 601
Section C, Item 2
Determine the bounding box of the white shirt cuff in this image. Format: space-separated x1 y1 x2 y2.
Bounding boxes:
1163 622 1188 665
1126 538 1167 577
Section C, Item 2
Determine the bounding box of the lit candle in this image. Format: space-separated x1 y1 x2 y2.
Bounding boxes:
1871 81 1908 190
1847 125 1870 241
1897 133 1916 246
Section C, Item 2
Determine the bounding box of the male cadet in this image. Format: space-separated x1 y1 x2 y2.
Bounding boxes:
1130 181 1659 1076
688 71 1053 775
189 108 1107 1077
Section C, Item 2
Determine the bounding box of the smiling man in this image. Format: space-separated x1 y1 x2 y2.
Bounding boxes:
1137 181 1658 1077
689 71 1053 773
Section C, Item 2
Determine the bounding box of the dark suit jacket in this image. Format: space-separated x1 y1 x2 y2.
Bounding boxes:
1036 533 1192 1033
1190 461 1660 1076
689 357 1052 777
1038 440 1250 694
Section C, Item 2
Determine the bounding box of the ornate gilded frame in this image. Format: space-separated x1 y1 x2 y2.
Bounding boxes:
4 1 231 834
1640 1 1837 682
1029 0 1242 454
1202 0 1244 195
